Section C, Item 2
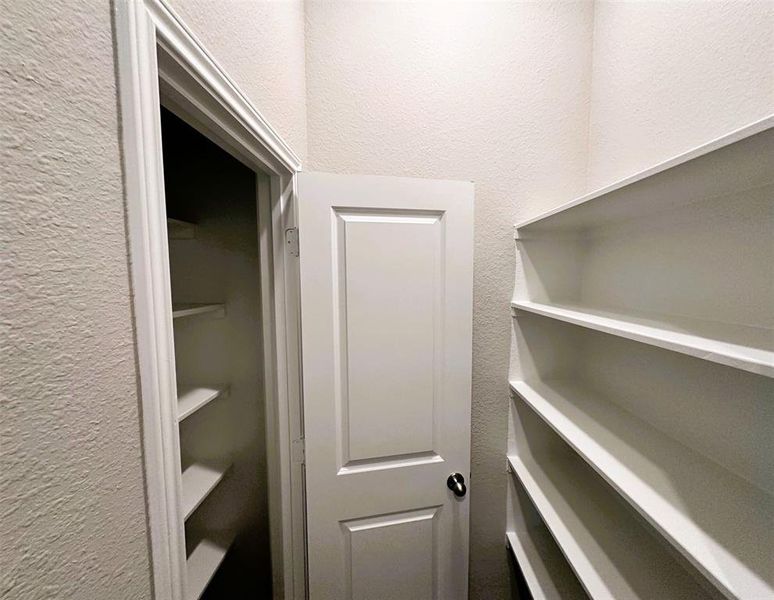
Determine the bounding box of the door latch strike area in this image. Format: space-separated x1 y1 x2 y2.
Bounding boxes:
292 438 305 464
285 227 299 257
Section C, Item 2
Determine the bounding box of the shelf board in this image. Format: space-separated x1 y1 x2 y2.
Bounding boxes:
511 379 774 600
172 303 225 320
511 300 774 378
167 218 196 240
186 533 235 600
181 461 231 520
177 385 228 422
506 530 587 600
514 116 774 235
507 452 712 600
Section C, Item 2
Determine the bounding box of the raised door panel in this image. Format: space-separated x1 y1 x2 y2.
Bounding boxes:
343 507 440 600
335 209 443 467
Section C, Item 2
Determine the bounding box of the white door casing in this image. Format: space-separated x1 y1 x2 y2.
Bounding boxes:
115 1 306 597
298 173 474 600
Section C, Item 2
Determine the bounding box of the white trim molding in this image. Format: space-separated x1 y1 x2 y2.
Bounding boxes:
114 1 304 599
139 0 300 174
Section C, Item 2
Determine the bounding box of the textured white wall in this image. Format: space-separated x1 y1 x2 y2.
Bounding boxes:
304 2 595 596
586 0 774 188
168 0 308 162
0 1 153 598
1 1 308 598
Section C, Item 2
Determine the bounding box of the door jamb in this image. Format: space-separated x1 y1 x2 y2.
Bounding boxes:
114 1 305 598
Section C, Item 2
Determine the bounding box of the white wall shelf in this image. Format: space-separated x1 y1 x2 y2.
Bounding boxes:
168 217 197 240
512 300 774 378
508 118 772 600
511 379 774 600
186 534 235 600
514 116 774 236
507 452 713 600
172 303 226 320
506 529 587 600
181 461 231 520
177 385 229 422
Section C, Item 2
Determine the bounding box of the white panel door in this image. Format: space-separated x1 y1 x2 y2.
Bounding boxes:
298 172 474 600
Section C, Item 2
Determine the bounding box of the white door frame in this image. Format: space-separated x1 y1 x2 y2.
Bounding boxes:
114 1 305 598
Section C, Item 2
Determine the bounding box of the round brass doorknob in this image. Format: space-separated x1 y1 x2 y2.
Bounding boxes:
447 473 467 498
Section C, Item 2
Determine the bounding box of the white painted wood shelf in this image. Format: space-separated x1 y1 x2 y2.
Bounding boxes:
168 217 197 240
507 452 713 600
511 379 774 600
172 303 226 320
508 117 772 600
514 116 774 235
186 533 235 600
155 93 276 597
506 529 587 600
182 461 231 520
177 385 229 422
512 300 774 378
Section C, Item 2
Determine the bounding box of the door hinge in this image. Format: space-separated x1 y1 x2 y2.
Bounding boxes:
292 437 305 464
285 227 299 257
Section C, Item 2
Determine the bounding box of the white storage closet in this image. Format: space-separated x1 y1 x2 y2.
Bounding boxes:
161 108 272 598
507 117 774 600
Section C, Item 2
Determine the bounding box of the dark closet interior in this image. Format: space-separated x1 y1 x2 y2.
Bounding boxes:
161 107 272 598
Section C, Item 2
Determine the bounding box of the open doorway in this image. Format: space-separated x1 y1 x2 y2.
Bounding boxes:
115 2 306 598
160 107 271 596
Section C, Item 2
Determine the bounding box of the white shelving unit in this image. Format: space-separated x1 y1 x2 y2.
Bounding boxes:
177 385 229 422
169 211 236 598
508 117 774 600
511 379 774 599
186 534 236 600
168 211 236 600
507 450 712 600
146 97 276 597
506 447 588 600
182 461 232 520
506 529 587 600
